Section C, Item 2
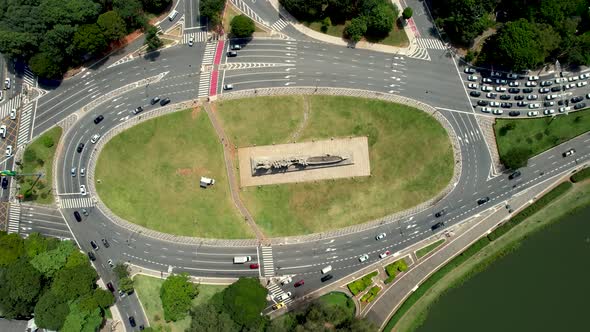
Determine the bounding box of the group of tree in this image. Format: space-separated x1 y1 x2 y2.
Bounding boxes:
0 0 171 79
113 262 135 294
230 15 256 38
186 277 376 332
200 0 227 29
431 0 590 69
0 232 114 331
279 0 400 42
160 273 198 321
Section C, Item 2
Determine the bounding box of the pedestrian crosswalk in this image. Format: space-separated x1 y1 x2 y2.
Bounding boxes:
416 37 447 50
271 19 289 32
202 42 217 66
59 197 94 209
406 46 431 61
0 94 22 119
8 203 20 234
261 246 275 277
23 67 36 87
17 102 34 147
183 31 208 44
197 71 210 98
229 0 265 27
267 281 294 305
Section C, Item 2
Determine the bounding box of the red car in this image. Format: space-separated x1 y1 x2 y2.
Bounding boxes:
249 263 259 269
294 279 304 287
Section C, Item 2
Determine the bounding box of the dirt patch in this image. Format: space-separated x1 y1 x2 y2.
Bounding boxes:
175 167 210 176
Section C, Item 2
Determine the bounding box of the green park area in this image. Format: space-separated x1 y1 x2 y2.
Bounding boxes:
18 127 62 204
495 109 590 168
217 95 454 236
94 109 252 238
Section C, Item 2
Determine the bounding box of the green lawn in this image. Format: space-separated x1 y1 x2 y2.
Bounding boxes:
220 96 454 236
95 109 252 238
134 275 228 332
416 239 445 259
18 127 62 204
495 109 590 163
304 20 409 47
318 292 356 320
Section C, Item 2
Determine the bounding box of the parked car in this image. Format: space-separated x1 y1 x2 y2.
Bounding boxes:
508 110 521 117
467 75 478 82
90 241 99 250
470 91 481 97
227 51 238 57
88 252 96 261
106 282 115 292
74 211 82 222
508 87 520 93
464 67 476 74
500 94 511 100
522 87 534 93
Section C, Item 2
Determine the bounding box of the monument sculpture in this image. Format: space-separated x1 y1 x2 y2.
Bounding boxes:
251 153 353 176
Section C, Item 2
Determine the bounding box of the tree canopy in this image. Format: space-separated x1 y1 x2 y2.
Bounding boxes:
230 15 255 38
500 147 532 170
160 273 199 321
200 0 227 28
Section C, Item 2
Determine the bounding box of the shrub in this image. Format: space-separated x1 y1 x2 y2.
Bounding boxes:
230 14 255 38
321 17 331 33
571 168 590 183
360 286 381 302
346 271 378 295
402 7 413 20
344 17 367 42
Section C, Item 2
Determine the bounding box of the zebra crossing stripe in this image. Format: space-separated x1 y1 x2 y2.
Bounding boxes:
271 19 289 32
407 47 431 61
261 246 275 277
183 31 208 44
23 67 36 87
202 43 217 66
197 72 210 97
0 95 22 119
17 103 33 147
59 197 94 209
415 38 447 50
8 204 20 234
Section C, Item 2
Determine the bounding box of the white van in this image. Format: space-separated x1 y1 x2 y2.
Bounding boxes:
168 10 178 21
321 265 332 274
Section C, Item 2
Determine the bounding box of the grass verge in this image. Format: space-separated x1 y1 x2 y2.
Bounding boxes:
95 109 252 238
494 109 590 163
18 127 62 204
319 292 356 317
134 275 228 332
384 181 580 332
384 258 408 284
347 271 378 296
219 95 454 236
304 20 409 47
416 239 445 259
571 167 590 183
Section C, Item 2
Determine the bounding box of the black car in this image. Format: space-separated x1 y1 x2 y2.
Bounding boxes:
500 94 511 100
508 88 520 94
74 211 82 222
434 209 446 218
101 238 110 248
90 241 99 250
558 100 565 106
88 252 96 261
321 274 333 282
508 170 521 180
129 316 136 327
227 51 237 57
470 91 481 97
77 143 85 153
550 86 561 92
574 102 587 110
106 282 115 292
508 111 521 117
514 95 525 100
477 100 488 106
431 221 445 231
523 88 533 93
501 102 512 108
477 197 490 205
160 98 170 106
132 106 144 115
1 177 8 189
94 115 104 124
571 96 584 103
150 96 160 105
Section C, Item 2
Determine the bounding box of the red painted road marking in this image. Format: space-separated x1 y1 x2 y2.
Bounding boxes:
214 40 225 65
209 70 219 96
209 40 225 96
408 18 420 38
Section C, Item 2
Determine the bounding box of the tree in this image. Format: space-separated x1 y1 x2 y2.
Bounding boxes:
500 147 532 170
113 0 145 30
222 278 268 329
0 260 42 318
278 0 324 21
51 264 97 301
0 232 25 266
61 302 103 332
30 240 76 278
97 11 127 41
73 24 108 56
29 52 64 79
144 25 163 51
344 17 367 42
119 277 135 294
200 0 227 28
65 250 88 268
24 232 57 259
187 304 239 332
326 0 357 21
141 0 172 13
230 15 255 38
160 273 198 321
34 291 70 330
365 3 396 37
78 289 115 313
402 7 413 20
113 262 130 279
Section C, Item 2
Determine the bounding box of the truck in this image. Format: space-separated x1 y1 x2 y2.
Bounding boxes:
233 256 252 264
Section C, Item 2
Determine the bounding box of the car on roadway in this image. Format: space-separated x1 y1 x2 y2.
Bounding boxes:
74 211 82 222
526 94 538 100
10 108 16 120
0 125 6 139
82 209 89 216
102 238 110 248
294 279 305 287
88 252 96 261
508 81 519 87
543 109 555 115
223 84 234 90
77 142 85 153
275 292 292 301
231 44 242 50
435 209 446 218
375 233 386 240
562 149 576 157
431 221 445 231
379 250 391 259
272 302 285 310
514 95 524 100
508 171 521 180
129 316 136 328
94 115 104 124
468 83 478 89
280 277 292 285
482 77 493 83
477 197 490 205
470 91 481 97
150 96 160 105
574 102 586 110
527 111 539 117
91 134 101 144
358 254 369 262
80 184 87 196
508 111 521 117
249 263 259 269
1 177 8 189
80 168 86 177
500 94 510 100
160 97 171 106
5 145 12 157
464 67 476 74
528 103 540 109
321 274 333 282
132 106 144 115
467 75 478 82
188 36 194 46
525 81 537 87
508 87 520 93
227 51 238 57
106 282 115 292
477 100 488 106
90 240 99 250
107 259 114 268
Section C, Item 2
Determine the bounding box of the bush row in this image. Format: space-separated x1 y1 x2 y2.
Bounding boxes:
346 271 378 296
360 286 381 303
571 167 590 183
384 258 408 284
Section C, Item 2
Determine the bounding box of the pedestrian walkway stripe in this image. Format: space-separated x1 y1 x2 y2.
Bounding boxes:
0 95 22 119
267 281 294 305
59 197 94 209
197 72 210 98
229 0 265 26
202 42 217 66
271 19 289 32
415 37 447 50
261 246 275 277
406 47 431 61
7 203 20 234
17 102 34 147
183 31 208 44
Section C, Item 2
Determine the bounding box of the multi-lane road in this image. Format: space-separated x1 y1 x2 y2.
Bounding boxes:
1 0 589 330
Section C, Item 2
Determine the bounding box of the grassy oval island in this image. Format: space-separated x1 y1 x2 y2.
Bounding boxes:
95 96 454 238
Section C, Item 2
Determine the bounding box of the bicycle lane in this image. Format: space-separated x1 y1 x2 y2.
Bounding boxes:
209 40 226 97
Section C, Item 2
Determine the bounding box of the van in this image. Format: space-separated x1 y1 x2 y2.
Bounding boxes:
321 265 332 274
168 10 178 21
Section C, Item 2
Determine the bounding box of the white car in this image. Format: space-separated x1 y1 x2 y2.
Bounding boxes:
71 167 76 177
481 107 492 113
492 109 503 115
358 254 369 262
490 101 500 107
467 83 478 89
80 185 87 196
527 94 538 100
464 67 476 74
495 79 507 85
525 81 537 87
491 71 502 77
508 81 519 87
467 75 478 82
0 90 3 101
280 277 292 285
481 85 492 92
576 81 587 87
482 78 493 83
579 73 589 80
568 76 578 82
554 77 566 84
528 103 540 109
543 109 555 115
507 73 519 79
375 233 386 240
379 251 391 259
539 88 550 93
80 168 86 177
223 84 234 90
527 111 539 117
564 83 576 90
495 86 506 92
4 78 10 89
90 134 101 144
5 145 12 157
275 292 292 302
546 94 557 100
107 259 114 268
188 36 194 46
528 75 539 81
9 108 16 120
0 125 6 139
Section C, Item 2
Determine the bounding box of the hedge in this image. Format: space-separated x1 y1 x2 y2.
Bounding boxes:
347 271 378 296
384 181 573 331
360 286 381 303
571 167 590 183
416 239 445 259
384 259 408 284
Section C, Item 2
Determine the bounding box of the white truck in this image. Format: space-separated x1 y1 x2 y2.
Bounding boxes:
233 256 252 264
